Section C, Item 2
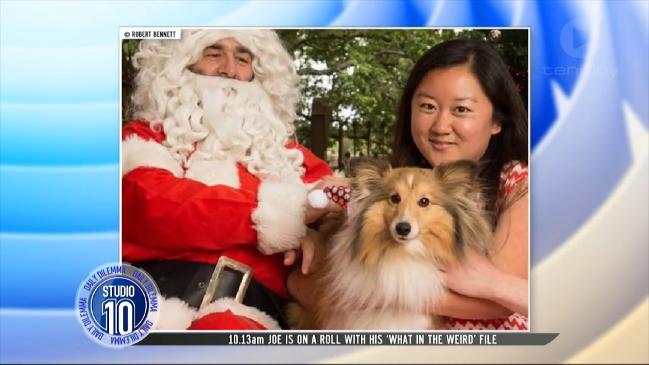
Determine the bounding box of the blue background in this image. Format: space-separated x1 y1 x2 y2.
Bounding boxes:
1 0 647 363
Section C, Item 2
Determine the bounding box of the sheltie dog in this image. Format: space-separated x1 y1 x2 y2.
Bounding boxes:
288 160 494 330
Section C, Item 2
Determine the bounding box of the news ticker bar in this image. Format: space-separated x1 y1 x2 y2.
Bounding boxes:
137 332 559 346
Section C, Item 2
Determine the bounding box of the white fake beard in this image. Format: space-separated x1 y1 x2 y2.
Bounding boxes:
190 73 300 181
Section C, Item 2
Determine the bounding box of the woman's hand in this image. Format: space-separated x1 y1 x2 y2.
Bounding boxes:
439 248 498 299
432 191 529 319
285 229 324 310
283 228 320 274
440 248 528 316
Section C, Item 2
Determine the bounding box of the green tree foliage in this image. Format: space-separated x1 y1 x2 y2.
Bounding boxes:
278 29 527 166
488 29 529 107
122 40 140 122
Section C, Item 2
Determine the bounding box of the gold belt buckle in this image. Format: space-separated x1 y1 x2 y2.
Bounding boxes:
199 256 253 311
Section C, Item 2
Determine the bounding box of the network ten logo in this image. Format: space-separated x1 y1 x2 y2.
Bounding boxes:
543 17 617 82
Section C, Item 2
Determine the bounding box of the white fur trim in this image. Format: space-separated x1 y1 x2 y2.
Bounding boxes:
154 296 198 330
252 179 307 255
196 297 280 330
307 189 329 209
185 157 240 188
122 135 183 177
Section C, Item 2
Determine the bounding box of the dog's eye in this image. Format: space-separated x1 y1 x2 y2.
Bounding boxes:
418 197 430 207
389 193 401 204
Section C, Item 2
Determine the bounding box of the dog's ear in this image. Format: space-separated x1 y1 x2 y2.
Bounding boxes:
348 157 390 178
436 161 493 259
444 199 494 260
351 158 391 200
434 160 480 197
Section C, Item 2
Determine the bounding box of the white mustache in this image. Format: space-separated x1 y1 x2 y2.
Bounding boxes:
188 72 295 180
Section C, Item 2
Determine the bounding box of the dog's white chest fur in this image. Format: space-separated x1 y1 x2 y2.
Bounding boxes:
323 254 445 330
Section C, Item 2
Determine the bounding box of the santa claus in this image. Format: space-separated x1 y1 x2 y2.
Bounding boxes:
121 29 335 330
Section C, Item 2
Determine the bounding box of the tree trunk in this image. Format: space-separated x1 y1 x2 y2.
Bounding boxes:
366 125 371 156
337 122 344 170
352 119 357 156
379 119 386 156
310 98 331 160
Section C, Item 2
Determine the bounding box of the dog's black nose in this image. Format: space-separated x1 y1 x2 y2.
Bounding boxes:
395 222 411 236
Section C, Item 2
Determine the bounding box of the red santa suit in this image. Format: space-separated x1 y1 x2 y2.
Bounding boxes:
122 120 332 330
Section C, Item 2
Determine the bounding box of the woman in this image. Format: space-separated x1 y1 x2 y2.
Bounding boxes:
391 39 529 330
288 38 528 330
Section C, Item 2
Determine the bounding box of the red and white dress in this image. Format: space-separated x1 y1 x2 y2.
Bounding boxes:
447 160 529 331
122 120 332 330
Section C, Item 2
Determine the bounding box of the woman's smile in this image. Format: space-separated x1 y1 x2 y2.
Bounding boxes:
429 139 456 151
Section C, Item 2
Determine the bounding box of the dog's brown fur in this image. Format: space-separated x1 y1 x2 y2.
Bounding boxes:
289 160 494 329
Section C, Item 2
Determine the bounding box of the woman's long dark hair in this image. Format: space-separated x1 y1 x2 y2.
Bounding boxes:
391 39 528 216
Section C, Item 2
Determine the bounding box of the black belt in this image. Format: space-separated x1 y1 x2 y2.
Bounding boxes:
134 258 290 329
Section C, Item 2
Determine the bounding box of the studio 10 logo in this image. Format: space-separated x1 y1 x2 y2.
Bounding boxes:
76 263 160 347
